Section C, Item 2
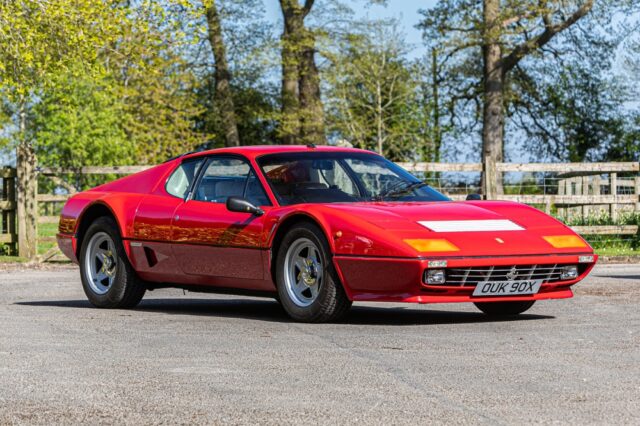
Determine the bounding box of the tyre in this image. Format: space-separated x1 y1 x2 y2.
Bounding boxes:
79 216 146 308
474 300 535 316
275 223 352 322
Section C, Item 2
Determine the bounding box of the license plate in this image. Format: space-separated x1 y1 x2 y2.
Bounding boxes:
472 279 543 297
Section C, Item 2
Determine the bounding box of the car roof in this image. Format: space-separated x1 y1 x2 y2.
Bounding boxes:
181 145 378 161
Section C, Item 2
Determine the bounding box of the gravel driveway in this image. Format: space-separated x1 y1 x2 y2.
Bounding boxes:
0 263 638 425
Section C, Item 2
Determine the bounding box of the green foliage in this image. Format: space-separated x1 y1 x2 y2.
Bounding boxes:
32 68 134 169
564 212 640 227
198 80 279 148
0 0 206 168
107 1 208 161
605 115 640 162
0 0 118 101
562 212 640 253
502 178 545 195
324 21 433 162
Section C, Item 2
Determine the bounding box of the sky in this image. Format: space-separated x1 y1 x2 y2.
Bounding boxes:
264 0 438 59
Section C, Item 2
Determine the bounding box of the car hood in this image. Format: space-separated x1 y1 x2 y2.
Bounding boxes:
316 201 590 257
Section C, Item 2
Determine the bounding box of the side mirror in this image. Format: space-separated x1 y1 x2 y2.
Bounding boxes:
226 196 264 216
466 193 482 201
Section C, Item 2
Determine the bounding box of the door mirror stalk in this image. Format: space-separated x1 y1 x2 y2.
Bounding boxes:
226 196 264 216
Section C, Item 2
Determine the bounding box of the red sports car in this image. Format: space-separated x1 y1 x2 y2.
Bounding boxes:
57 145 597 322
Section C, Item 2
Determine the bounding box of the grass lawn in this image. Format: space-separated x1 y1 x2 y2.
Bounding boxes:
0 255 27 263
38 222 58 255
1 223 62 262
594 247 640 257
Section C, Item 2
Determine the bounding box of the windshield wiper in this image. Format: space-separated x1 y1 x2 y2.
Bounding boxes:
373 181 427 201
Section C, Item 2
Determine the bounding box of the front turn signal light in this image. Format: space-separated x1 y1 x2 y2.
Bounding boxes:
404 239 459 253
543 235 587 249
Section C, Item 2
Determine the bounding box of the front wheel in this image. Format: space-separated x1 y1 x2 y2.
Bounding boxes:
474 300 535 316
275 223 351 323
79 216 146 308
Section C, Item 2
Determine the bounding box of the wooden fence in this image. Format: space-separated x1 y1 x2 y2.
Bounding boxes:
399 161 640 219
0 167 17 255
0 161 638 260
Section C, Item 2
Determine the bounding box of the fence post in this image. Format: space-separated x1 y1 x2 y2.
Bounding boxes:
483 157 497 200
1 168 17 255
610 172 618 221
16 144 38 259
582 176 589 219
593 175 602 217
635 176 640 213
557 178 566 219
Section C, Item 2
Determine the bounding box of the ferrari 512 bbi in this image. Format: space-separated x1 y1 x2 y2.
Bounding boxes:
57 145 597 322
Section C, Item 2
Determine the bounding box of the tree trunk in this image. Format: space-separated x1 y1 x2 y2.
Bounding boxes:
481 0 504 199
279 0 320 145
205 0 240 147
16 104 37 260
431 48 441 163
299 31 324 145
280 1 303 144
376 81 383 155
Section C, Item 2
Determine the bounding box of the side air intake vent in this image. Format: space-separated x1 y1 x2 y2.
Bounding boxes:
143 247 158 267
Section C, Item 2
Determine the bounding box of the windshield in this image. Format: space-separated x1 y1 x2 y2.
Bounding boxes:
257 152 450 206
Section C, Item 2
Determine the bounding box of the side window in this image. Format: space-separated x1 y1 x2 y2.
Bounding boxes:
166 158 204 199
194 157 249 203
191 157 267 207
245 170 270 206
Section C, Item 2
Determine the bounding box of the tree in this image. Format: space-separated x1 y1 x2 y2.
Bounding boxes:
325 22 433 161
509 51 635 163
598 38 640 162
181 0 279 148
0 0 123 258
31 68 134 169
420 0 596 196
279 0 324 145
0 1 206 257
203 0 240 146
108 2 207 164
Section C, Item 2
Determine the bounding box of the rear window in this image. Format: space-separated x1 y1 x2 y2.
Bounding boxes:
165 158 204 198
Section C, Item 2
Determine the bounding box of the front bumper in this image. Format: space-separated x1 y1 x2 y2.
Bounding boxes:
333 253 597 303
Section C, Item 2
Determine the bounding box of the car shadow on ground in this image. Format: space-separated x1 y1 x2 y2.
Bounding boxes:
595 275 640 280
15 298 554 326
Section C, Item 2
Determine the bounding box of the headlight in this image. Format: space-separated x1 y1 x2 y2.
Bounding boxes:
543 235 587 249
560 265 579 280
404 239 459 252
425 269 446 285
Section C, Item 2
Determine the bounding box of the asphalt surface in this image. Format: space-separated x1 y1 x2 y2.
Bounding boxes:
0 263 639 425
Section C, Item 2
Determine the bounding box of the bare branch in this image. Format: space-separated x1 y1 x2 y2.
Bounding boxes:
302 0 315 17
45 175 77 194
502 0 594 72
502 10 536 28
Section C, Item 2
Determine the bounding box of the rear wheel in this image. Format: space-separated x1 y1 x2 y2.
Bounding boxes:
79 216 145 308
275 223 351 322
474 301 535 316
